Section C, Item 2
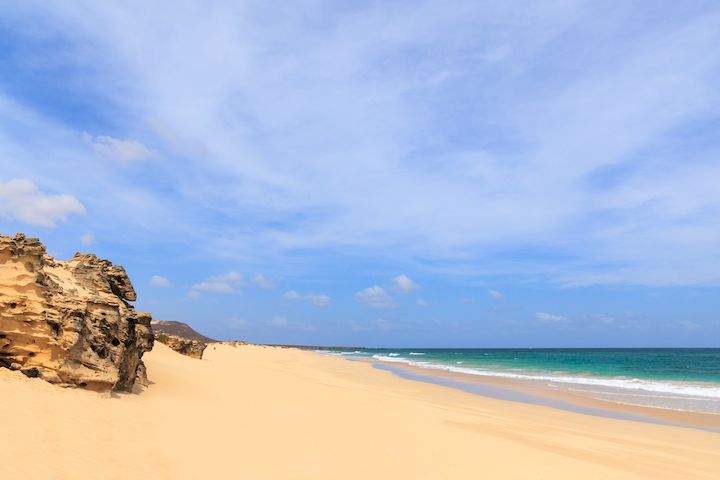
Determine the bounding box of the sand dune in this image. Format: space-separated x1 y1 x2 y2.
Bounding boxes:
2 343 718 479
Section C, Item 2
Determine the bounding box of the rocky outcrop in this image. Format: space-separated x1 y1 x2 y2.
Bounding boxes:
151 320 212 359
151 320 216 342
155 333 207 359
0 234 154 391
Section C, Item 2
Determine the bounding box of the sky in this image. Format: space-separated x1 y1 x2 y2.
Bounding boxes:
0 1 719 347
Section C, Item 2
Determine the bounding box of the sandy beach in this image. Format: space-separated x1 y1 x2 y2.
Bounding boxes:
368 359 720 431
2 343 719 480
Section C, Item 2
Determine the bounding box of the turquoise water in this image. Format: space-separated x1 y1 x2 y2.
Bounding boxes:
320 348 720 413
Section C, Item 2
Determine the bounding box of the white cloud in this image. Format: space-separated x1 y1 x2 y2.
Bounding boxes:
150 275 172 287
2 3 720 286
283 290 331 306
80 233 96 246
0 179 85 227
534 312 569 323
488 289 504 299
83 133 154 164
416 298 428 307
251 273 275 289
189 272 244 296
267 316 289 327
391 274 421 293
354 285 396 308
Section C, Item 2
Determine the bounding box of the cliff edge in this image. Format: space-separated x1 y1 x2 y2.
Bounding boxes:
0 233 154 391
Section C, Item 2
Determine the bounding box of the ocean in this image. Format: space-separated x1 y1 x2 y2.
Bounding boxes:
320 348 720 414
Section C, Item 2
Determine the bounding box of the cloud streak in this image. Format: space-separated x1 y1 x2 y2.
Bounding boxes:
82 134 155 164
284 290 331 306
189 272 244 296
1 2 719 287
534 312 569 324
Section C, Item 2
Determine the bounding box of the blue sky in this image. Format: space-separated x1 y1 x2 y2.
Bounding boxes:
1 1 719 347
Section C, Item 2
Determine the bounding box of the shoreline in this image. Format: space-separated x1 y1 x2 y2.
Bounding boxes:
320 348 720 414
318 348 720 426
3 343 719 479
364 360 720 432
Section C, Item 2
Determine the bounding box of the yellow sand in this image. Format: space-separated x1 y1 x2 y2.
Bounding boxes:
1 343 718 479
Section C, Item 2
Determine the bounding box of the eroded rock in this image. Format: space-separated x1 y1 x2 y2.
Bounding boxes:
0 233 154 391
155 333 207 359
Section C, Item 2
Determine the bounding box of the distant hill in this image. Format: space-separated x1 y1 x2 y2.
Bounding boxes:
151 320 217 343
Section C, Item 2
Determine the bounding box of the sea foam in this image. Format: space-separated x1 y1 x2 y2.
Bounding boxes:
369 355 720 400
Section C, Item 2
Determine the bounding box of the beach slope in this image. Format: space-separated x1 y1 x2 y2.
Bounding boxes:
2 343 718 479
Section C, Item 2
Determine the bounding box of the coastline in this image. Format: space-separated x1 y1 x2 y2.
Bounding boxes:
365 360 720 432
2 343 719 479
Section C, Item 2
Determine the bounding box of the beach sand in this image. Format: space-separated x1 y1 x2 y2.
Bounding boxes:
369 360 720 431
2 343 719 479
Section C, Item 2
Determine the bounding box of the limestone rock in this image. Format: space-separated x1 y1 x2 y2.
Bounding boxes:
0 233 154 391
154 332 207 359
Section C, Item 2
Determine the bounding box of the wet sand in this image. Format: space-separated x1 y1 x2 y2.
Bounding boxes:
370 361 720 432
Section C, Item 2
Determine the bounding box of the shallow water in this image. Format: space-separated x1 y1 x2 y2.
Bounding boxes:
319 348 720 414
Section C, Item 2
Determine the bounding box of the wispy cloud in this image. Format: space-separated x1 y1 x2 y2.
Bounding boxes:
0 179 85 227
534 312 569 324
355 286 396 309
82 134 155 164
1 1 719 290
189 272 244 296
283 290 331 306
251 273 275 289
150 275 171 288
488 289 504 299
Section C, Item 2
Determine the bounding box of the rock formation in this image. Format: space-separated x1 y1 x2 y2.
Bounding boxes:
151 319 216 342
154 332 207 359
151 320 212 359
0 233 154 391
